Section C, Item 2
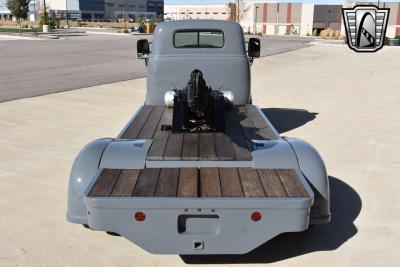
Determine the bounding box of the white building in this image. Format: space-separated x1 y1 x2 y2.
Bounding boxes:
164 3 232 21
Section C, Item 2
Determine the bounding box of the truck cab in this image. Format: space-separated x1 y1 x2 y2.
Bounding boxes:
137 20 260 105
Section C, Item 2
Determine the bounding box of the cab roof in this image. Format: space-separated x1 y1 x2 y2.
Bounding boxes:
151 20 246 56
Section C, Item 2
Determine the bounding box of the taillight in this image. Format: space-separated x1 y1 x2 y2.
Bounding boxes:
251 211 262 222
135 211 146 222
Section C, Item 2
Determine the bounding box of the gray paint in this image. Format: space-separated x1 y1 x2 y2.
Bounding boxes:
145 20 251 105
67 20 330 254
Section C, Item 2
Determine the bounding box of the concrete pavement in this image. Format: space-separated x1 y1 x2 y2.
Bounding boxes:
0 45 399 266
0 34 310 103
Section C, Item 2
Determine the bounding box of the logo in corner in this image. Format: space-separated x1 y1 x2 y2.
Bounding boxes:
342 5 390 52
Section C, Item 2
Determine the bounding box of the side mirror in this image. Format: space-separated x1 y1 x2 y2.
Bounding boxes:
248 38 260 58
137 39 150 59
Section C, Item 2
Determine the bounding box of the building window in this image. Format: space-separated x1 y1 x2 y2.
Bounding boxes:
106 3 114 7
196 12 201 14
205 12 209 14
213 12 218 14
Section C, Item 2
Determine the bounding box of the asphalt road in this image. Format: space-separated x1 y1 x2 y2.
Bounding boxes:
0 34 311 103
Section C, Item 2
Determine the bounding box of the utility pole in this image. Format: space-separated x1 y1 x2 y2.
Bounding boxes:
254 6 259 35
237 0 239 22
66 0 69 28
43 0 48 25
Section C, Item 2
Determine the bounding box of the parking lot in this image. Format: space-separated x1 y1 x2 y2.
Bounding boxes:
0 43 399 266
0 34 311 102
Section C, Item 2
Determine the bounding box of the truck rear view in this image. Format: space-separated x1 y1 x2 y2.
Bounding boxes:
67 20 330 255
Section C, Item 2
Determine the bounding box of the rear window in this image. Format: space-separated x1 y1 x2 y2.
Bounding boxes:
174 30 224 48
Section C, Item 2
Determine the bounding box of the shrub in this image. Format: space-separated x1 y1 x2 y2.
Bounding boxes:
320 28 334 39
306 32 310 36
312 29 318 36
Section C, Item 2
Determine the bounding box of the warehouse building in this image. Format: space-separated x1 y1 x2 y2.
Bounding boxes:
165 1 400 38
27 0 164 21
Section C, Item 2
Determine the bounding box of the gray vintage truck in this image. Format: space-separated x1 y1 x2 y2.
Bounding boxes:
67 20 330 255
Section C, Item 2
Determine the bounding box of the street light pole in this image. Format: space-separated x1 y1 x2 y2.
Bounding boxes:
254 6 259 35
43 0 48 25
66 0 69 28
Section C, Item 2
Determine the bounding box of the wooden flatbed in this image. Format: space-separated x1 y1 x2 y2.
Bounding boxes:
88 168 309 198
120 105 278 161
88 104 308 199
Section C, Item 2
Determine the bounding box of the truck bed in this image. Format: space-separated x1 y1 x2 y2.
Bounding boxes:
88 168 309 198
88 104 308 199
120 104 278 161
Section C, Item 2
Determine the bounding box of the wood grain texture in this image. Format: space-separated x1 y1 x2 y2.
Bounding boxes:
277 169 309 198
182 133 199 160
177 168 198 197
238 168 265 197
245 105 277 140
147 108 172 160
219 168 244 197
155 168 180 197
200 168 222 197
110 169 140 197
88 169 121 197
132 168 160 197
137 105 165 139
198 133 217 160
224 108 252 160
214 132 235 161
164 133 183 160
257 169 287 197
121 105 153 139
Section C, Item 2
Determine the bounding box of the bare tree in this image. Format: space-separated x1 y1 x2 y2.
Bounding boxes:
228 0 250 23
6 0 29 35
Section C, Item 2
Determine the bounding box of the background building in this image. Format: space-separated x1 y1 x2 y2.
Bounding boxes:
0 0 11 20
164 3 231 21
27 0 163 21
165 1 400 38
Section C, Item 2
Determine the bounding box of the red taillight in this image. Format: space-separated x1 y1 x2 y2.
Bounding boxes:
135 211 146 222
251 211 262 222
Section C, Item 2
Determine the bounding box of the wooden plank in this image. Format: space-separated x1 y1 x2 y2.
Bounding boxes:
163 133 184 160
219 168 244 197
237 106 261 141
277 169 309 198
245 105 277 140
155 168 180 197
121 105 153 139
137 105 165 139
214 133 235 161
200 168 222 197
257 169 287 197
110 169 141 197
198 133 217 160
147 108 173 160
224 108 252 160
182 133 199 160
177 168 198 197
132 168 160 197
88 169 121 197
238 168 265 197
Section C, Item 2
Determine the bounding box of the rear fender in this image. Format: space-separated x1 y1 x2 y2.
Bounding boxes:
286 138 331 224
67 138 113 224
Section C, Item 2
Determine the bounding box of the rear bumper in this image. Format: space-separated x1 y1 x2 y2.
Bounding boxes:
85 197 312 254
